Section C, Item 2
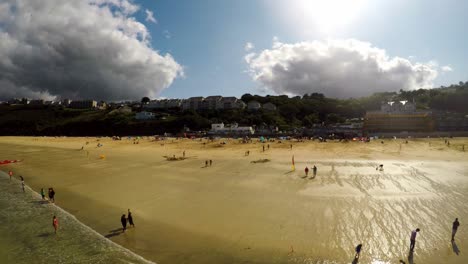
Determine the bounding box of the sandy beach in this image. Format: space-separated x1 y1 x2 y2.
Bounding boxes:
1 136 467 263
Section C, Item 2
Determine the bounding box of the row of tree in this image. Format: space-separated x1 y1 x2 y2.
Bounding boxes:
1 82 467 136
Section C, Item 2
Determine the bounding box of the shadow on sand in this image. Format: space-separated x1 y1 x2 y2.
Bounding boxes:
351 257 359 264
407 250 414 264
105 228 124 238
38 232 51 238
452 240 460 255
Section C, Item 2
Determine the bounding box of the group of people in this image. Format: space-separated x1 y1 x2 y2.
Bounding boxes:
304 165 317 178
354 220 460 263
262 144 270 152
120 209 135 232
40 187 56 203
204 160 213 167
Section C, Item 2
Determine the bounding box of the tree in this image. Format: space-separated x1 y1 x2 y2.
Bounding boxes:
141 97 150 104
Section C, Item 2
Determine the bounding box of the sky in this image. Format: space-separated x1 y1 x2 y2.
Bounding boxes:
0 0 467 101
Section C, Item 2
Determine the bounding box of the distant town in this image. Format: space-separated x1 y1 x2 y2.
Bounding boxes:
2 86 468 137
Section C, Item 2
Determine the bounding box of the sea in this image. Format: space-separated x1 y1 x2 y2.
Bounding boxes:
0 171 154 264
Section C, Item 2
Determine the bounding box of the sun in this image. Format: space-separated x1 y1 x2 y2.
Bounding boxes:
285 0 367 34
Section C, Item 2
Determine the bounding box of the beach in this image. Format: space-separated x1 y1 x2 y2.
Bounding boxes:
1 136 467 263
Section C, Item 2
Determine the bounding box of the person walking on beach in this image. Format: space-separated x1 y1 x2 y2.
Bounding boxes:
121 214 127 232
209 160 212 166
8 170 13 181
52 215 58 234
205 160 208 167
305 166 309 177
409 228 420 251
21 179 25 192
41 188 46 200
49 188 55 203
354 244 362 259
452 218 460 241
267 144 270 150
263 145 265 152
128 209 135 228
183 150 186 158
313 165 317 177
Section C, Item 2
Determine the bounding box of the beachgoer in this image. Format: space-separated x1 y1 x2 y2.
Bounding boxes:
205 160 208 167
53 215 58 234
41 188 45 200
183 151 186 158
452 218 460 241
263 145 265 152
128 209 135 227
410 228 420 251
305 167 309 176
209 160 212 166
313 165 317 177
267 144 270 150
8 171 12 180
355 244 362 259
290 144 293 150
121 214 127 232
49 188 55 203
21 180 25 192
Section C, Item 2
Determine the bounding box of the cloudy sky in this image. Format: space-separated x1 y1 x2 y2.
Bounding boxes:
0 0 466 100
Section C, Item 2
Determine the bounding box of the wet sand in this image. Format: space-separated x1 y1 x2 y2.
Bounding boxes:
1 136 467 263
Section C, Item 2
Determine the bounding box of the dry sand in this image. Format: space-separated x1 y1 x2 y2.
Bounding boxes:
1 136 467 264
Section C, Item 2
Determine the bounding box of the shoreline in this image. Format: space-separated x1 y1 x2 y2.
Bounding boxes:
1 136 467 263
0 171 155 264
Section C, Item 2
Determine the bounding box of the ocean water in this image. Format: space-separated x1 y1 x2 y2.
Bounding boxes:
0 172 154 264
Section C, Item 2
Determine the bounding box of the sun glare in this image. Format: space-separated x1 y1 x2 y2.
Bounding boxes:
290 0 367 34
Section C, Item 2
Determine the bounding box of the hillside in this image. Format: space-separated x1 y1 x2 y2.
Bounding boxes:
1 81 468 136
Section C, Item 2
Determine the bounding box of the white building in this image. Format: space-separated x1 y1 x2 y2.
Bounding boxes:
217 97 246 110
29 99 44 105
69 100 97 109
135 111 155 120
145 99 182 110
247 100 261 110
380 101 417 113
182 97 204 110
202 96 223 110
210 122 254 135
262 102 277 111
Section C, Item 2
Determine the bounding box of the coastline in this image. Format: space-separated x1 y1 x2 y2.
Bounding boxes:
1 136 467 263
0 171 154 264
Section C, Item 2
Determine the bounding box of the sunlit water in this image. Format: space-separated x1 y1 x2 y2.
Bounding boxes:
0 172 153 264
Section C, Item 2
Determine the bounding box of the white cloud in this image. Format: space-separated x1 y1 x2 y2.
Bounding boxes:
244 42 254 52
0 0 182 100
245 39 438 98
163 30 171 39
145 8 157 24
441 65 453 72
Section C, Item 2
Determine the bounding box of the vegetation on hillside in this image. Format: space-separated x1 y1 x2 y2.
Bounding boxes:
1 81 467 136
